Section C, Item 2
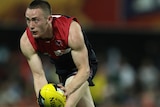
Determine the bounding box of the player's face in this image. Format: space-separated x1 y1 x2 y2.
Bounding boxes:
25 8 50 38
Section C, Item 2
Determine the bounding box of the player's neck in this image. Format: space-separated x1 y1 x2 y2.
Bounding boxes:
42 23 54 40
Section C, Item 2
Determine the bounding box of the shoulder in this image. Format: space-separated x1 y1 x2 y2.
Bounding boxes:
20 30 36 59
70 21 81 29
20 30 28 48
68 21 84 49
20 28 31 45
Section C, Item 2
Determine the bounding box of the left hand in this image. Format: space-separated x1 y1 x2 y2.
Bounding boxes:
57 84 70 98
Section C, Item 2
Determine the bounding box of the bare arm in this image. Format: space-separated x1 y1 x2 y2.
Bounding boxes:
20 31 48 97
64 21 90 96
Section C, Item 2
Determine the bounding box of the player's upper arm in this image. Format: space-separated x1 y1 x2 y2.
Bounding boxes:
20 31 44 75
68 21 90 72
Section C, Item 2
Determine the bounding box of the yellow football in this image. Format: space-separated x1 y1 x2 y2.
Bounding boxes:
39 83 66 107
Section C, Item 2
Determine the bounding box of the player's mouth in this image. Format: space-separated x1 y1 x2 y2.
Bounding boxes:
32 31 38 35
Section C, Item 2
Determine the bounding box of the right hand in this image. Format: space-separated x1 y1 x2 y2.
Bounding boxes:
38 91 45 107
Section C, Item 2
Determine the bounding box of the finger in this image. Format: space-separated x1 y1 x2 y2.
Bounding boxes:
57 83 63 88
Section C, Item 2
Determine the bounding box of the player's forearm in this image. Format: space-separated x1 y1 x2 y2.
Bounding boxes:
33 74 48 97
66 68 90 95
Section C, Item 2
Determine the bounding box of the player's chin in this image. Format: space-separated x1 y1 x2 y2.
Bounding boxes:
32 34 40 38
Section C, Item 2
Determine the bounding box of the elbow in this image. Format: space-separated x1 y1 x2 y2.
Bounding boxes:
32 70 45 79
77 66 91 81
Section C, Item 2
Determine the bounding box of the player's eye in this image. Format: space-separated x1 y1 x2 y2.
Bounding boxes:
25 18 30 24
32 18 40 23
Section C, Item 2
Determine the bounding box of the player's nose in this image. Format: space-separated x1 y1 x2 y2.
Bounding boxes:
29 21 35 30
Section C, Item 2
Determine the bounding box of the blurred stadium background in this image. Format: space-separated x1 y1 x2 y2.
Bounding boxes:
1 0 160 107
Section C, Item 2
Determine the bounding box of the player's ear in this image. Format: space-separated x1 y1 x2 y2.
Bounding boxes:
47 15 53 23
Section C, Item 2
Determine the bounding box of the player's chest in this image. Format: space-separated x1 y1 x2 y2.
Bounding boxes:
37 39 70 58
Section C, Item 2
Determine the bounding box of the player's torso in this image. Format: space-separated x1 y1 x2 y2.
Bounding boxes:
35 35 70 59
26 15 97 74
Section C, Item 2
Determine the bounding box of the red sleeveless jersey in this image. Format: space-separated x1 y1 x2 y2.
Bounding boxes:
26 15 78 59
26 15 98 86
